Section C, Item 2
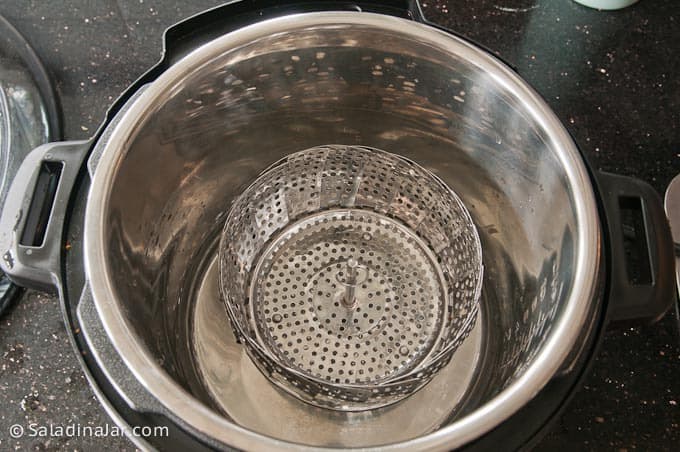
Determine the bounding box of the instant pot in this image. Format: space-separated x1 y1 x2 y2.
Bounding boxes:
0 1 675 450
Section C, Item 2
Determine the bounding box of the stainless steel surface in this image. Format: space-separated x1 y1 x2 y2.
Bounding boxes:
195 254 483 446
81 12 601 450
220 145 482 410
664 174 680 296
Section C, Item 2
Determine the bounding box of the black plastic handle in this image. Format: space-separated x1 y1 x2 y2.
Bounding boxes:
598 172 676 326
0 141 91 293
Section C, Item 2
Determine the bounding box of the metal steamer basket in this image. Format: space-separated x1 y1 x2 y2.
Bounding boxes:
219 145 483 410
0 1 675 450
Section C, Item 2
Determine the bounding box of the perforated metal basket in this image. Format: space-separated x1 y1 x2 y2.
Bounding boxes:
219 144 483 410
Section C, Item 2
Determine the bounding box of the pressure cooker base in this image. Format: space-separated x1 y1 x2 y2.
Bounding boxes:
72 11 607 450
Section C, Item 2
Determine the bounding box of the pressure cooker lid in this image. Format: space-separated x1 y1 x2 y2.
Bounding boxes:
0 15 60 314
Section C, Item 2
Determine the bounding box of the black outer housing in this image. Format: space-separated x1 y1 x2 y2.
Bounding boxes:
42 0 674 450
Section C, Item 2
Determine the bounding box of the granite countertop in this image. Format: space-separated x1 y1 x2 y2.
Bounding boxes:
0 1 678 450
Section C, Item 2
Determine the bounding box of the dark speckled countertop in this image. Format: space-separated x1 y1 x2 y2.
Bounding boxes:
0 1 678 450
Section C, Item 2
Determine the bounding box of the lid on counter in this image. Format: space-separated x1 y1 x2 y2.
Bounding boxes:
0 14 60 315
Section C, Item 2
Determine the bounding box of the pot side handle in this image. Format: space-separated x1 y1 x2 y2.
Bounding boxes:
0 140 90 293
597 172 677 326
161 0 425 64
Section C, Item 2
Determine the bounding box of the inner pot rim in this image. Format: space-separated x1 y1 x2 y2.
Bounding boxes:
83 12 601 451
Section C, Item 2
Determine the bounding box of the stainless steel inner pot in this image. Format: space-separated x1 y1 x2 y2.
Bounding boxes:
83 12 600 450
